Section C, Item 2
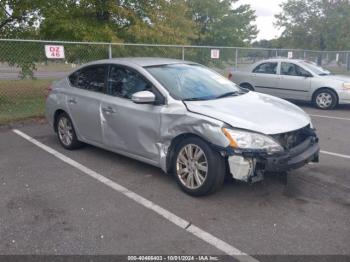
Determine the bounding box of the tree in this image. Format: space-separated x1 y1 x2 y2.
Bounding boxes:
252 39 283 49
188 0 257 46
1 0 258 45
124 0 196 44
39 0 127 42
275 0 350 50
0 1 49 78
38 0 195 45
0 0 259 77
0 0 44 38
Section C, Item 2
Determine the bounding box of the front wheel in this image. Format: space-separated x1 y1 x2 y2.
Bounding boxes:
172 137 226 196
313 89 338 110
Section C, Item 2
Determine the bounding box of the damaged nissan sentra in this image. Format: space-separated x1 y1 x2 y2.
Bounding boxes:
46 58 320 196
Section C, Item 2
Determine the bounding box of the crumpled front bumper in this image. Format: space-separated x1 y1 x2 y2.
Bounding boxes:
225 135 319 182
262 136 319 172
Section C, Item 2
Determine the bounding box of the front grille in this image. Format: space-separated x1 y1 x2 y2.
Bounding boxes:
271 126 313 150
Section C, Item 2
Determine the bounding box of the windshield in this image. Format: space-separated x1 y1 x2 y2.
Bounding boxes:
146 64 242 100
299 61 331 76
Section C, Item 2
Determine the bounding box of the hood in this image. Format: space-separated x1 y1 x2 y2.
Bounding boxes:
321 74 350 82
184 92 311 135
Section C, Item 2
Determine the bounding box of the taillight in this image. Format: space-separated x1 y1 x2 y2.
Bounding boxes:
228 73 233 80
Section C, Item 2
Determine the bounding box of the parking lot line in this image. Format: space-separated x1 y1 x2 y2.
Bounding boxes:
309 114 350 121
12 129 258 262
321 150 350 159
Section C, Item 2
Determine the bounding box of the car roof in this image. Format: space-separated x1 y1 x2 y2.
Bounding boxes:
257 58 306 63
85 57 194 67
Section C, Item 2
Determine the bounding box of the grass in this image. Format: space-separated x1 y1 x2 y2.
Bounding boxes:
0 79 53 124
36 63 77 72
0 62 76 73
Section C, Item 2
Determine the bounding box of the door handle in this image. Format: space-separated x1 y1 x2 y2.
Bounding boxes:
102 106 116 115
68 98 77 104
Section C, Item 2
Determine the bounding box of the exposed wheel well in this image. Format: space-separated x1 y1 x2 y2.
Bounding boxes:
239 82 254 91
53 109 67 132
165 133 211 174
312 87 339 103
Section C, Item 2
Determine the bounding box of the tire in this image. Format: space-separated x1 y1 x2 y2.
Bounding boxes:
56 112 83 150
240 83 254 91
313 89 338 110
172 136 226 196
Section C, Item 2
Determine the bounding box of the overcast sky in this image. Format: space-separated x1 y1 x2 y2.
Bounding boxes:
236 0 285 41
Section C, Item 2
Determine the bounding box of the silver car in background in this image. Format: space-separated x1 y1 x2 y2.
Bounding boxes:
229 58 350 110
46 58 319 196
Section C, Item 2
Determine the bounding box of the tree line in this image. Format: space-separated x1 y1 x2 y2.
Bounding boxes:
0 0 257 47
254 0 350 51
2 0 349 50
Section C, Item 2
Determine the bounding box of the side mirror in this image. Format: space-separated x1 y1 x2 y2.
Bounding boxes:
131 91 156 104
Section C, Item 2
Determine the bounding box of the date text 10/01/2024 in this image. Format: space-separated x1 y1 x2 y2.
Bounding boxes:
127 256 220 261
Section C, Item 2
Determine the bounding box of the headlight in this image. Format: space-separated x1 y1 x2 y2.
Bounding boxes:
343 83 350 90
222 128 284 154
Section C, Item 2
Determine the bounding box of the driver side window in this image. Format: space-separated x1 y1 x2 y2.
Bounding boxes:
281 62 311 77
107 66 152 99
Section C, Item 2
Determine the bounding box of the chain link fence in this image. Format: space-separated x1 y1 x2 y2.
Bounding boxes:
1 39 350 124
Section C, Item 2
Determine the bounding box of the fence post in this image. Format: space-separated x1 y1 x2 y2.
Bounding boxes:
347 52 350 72
108 44 112 59
275 50 278 57
182 46 185 60
235 48 238 69
304 51 306 59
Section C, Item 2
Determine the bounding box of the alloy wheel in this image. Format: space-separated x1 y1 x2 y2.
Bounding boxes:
176 144 208 189
58 117 74 146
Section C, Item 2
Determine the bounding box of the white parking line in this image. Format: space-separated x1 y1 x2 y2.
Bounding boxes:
321 150 350 159
12 129 258 262
309 114 350 121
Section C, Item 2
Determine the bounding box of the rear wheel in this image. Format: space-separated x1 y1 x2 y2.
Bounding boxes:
240 83 254 91
172 137 225 196
313 89 338 110
56 112 83 150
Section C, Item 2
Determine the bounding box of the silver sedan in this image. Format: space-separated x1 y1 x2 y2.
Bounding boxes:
230 58 350 110
46 58 319 196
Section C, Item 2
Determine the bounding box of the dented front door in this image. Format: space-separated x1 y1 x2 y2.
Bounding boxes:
101 65 162 162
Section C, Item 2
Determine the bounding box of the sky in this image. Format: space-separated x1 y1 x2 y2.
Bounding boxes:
236 0 285 41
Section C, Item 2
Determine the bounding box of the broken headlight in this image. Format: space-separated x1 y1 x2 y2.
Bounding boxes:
222 128 284 154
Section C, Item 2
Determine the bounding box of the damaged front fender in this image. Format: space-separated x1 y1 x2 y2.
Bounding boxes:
157 102 230 172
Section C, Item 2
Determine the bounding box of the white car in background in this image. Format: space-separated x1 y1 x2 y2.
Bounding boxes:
229 58 350 110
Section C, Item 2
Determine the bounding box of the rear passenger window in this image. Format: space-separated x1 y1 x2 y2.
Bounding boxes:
69 65 107 93
253 62 278 75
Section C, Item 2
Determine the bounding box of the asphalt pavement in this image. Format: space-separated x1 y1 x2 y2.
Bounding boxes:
0 104 349 261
